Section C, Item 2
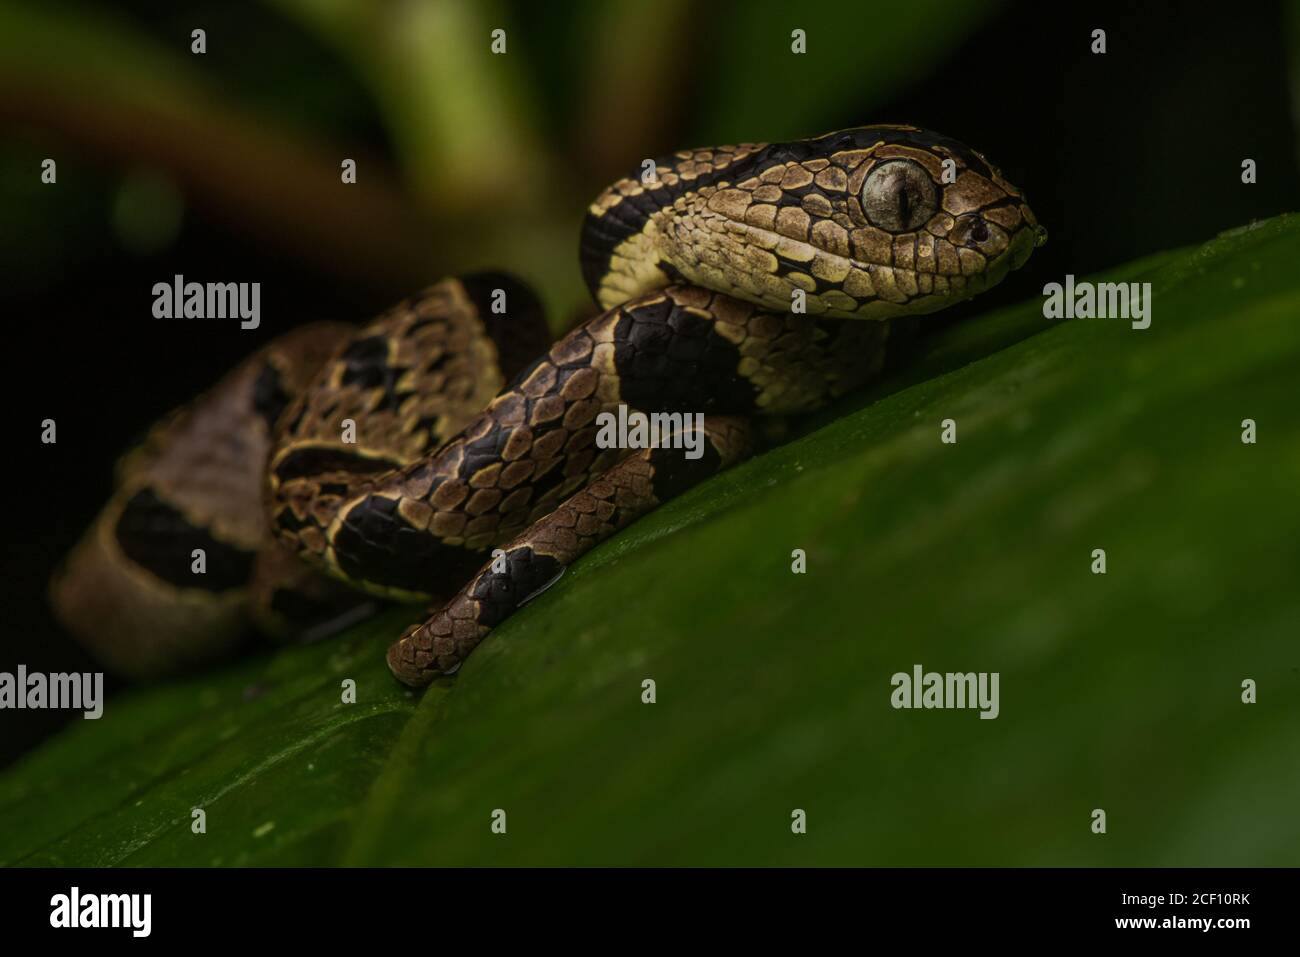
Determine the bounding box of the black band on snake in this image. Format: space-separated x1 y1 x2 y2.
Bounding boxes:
50 125 1046 687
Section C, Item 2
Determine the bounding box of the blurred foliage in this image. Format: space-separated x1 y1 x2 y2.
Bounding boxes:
111 169 185 254
0 0 1003 324
1289 0 1300 162
690 0 1001 143
3 214 1297 865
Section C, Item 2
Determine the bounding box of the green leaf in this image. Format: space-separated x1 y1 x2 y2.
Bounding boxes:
5 214 1299 865
0 618 420 866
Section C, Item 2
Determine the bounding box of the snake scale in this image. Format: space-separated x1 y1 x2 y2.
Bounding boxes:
51 125 1045 687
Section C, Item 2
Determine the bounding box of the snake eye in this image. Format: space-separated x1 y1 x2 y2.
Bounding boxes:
861 160 938 232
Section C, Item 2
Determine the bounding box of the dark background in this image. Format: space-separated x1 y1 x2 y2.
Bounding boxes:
2 0 1296 766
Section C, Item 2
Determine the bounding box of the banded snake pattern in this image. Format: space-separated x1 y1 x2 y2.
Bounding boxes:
51 125 1045 687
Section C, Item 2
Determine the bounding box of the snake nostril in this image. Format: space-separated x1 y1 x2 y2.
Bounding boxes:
970 218 990 243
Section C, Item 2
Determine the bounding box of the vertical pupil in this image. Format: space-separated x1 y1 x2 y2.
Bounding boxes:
896 183 911 226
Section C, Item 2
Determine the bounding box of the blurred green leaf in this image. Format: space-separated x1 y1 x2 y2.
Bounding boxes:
693 0 1006 142
0 1 210 107
0 0 451 289
271 0 548 213
3 214 1298 865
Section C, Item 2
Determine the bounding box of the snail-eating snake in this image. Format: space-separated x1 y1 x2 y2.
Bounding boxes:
50 125 1046 687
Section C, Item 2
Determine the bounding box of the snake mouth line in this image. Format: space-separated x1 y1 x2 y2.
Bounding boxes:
688 216 1038 318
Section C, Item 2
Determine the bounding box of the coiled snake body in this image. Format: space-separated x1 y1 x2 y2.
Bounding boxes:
51 125 1045 687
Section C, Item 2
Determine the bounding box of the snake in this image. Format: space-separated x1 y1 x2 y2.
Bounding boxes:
50 125 1045 687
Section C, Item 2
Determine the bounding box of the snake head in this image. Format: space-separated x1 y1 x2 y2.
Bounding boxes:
582 124 1046 319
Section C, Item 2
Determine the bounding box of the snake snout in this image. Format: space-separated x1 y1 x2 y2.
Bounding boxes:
1006 219 1045 271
